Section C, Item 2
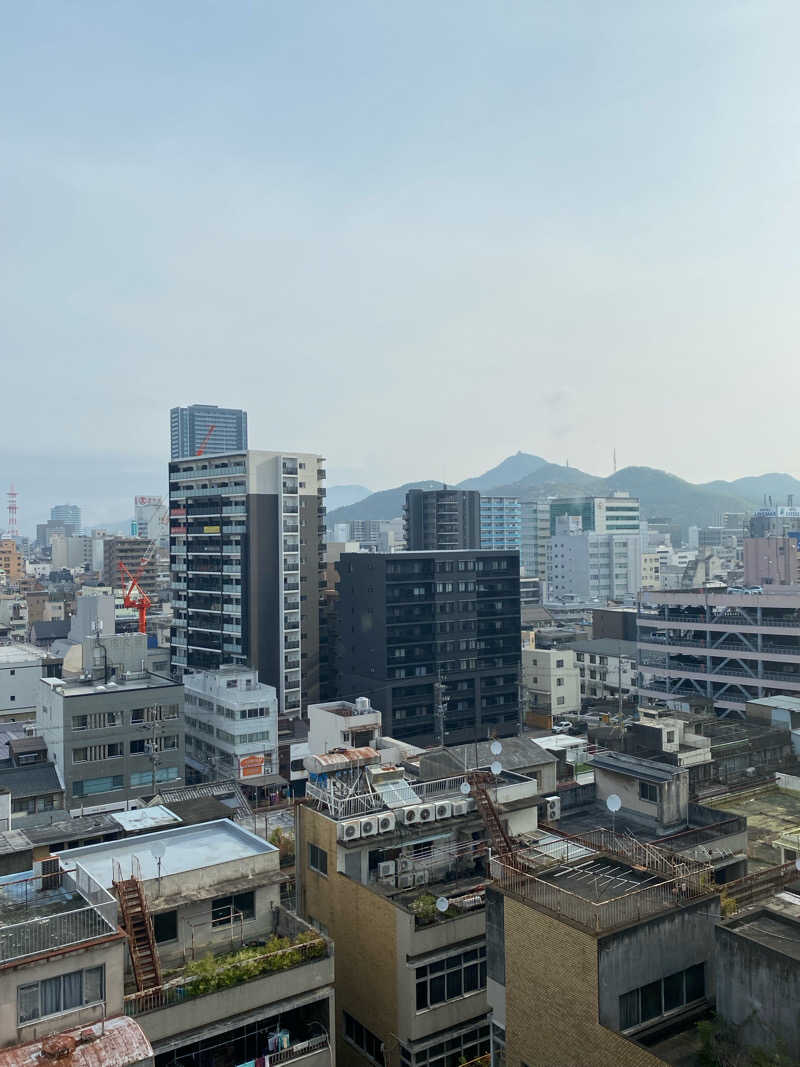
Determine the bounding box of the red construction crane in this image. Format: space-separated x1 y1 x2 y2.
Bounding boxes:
196 424 216 456
119 542 155 634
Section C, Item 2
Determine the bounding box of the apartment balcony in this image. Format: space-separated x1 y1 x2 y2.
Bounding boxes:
283 503 299 515
223 525 246 534
284 637 300 650
285 656 301 671
282 480 299 494
283 559 299 573
283 521 299 534
282 461 299 475
223 584 242 595
170 464 247 482
284 617 300 632
173 654 188 666
222 546 242 556
223 623 242 635
224 642 243 653
284 580 299 592
173 598 187 610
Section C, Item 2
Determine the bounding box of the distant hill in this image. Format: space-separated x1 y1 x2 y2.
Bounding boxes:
325 452 800 533
326 484 372 511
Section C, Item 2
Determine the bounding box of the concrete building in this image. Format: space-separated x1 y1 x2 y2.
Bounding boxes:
547 527 641 602
637 588 800 718
169 449 326 716
641 552 662 591
0 644 44 722
749 504 800 538
183 666 278 784
102 537 159 599
519 498 551 579
170 403 248 459
50 504 81 535
521 637 581 719
50 534 93 571
479 497 521 551
549 491 641 535
335 550 521 745
403 489 480 551
566 638 638 704
296 746 542 1067
743 535 800 586
38 660 184 811
133 496 168 547
60 819 334 1067
0 540 24 585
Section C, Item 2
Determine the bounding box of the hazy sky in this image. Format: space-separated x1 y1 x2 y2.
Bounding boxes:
3 2 800 529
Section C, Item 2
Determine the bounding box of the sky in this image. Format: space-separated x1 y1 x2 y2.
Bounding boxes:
2 2 800 530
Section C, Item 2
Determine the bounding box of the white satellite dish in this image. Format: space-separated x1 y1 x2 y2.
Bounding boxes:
460 781 471 795
436 896 449 913
490 761 502 776
606 794 622 813
490 741 502 756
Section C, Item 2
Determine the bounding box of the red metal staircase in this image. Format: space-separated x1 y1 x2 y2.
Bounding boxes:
468 771 514 858
112 861 162 992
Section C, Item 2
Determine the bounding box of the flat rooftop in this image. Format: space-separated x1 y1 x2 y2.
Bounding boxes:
42 673 179 697
0 869 82 924
710 787 800 839
729 908 800 962
58 818 276 888
538 857 662 903
0 645 43 666
590 751 684 783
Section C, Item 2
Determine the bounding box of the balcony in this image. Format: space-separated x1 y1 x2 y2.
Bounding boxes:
223 624 242 635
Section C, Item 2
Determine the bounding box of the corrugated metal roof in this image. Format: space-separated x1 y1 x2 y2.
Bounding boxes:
0 763 63 800
0 1015 153 1066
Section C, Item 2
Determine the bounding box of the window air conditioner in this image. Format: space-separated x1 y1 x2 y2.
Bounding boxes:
360 816 378 837
414 871 429 886
339 820 361 841
398 857 414 873
400 805 421 825
418 804 435 823
545 796 561 821
378 861 396 879
435 801 452 819
452 800 468 816
397 873 414 889
378 812 396 833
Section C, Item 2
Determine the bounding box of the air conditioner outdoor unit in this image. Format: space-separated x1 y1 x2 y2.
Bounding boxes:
400 805 421 825
418 804 435 823
452 800 468 816
378 861 396 879
339 820 361 841
414 871 429 886
545 795 561 821
360 816 378 837
465 797 477 812
398 857 414 873
398 872 414 889
378 812 396 833
435 801 452 819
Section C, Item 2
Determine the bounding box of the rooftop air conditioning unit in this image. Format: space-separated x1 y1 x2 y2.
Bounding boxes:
418 804 435 823
465 798 477 813
400 805 421 825
378 861 396 880
398 857 414 873
414 871 429 886
435 801 452 820
398 873 414 889
339 820 361 842
378 812 396 833
361 816 378 837
545 795 561 821
452 800 468 816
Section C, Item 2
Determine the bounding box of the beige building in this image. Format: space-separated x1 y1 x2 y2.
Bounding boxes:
0 540 24 585
640 552 662 591
521 636 581 718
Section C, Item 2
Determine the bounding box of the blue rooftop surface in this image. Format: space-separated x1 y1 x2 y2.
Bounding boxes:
58 818 276 888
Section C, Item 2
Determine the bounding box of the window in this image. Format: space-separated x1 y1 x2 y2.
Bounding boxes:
211 891 255 926
343 1011 385 1066
72 775 123 797
557 697 565 706
556 659 564 668
556 677 564 687
72 743 123 763
130 766 179 787
619 964 705 1031
153 910 178 943
415 945 487 1010
666 731 675 743
18 966 104 1024
308 842 328 875
639 781 658 804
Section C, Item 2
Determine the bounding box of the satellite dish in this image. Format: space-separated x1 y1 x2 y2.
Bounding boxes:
436 896 449 913
490 741 502 756
460 781 471 795
490 761 502 776
795 858 800 872
606 794 622 813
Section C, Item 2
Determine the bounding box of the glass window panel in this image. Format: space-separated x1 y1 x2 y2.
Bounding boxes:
429 975 446 1005
41 976 62 1017
416 981 428 1010
429 959 446 974
62 971 82 1011
619 989 639 1030
685 963 705 1003
640 980 662 1022
18 984 39 1024
83 967 104 1004
463 963 479 992
663 971 684 1013
446 969 462 999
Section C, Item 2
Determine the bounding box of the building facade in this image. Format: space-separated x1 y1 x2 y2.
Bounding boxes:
133 496 168 547
335 550 521 744
547 530 641 602
479 497 521 551
183 666 278 783
0 540 24 585
521 638 581 718
404 489 480 551
549 491 640 535
169 404 248 459
169 449 325 715
567 638 638 705
50 504 81 536
519 498 551 579
102 537 159 598
743 535 800 586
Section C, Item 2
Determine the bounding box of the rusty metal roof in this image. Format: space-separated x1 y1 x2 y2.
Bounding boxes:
0 1015 153 1066
304 746 381 773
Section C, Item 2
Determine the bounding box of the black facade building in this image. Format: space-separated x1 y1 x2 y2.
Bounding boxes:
335 549 521 745
404 488 481 551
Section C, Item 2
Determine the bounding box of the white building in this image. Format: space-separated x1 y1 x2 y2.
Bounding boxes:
547 527 641 602
50 534 93 571
183 666 279 783
307 696 382 755
566 638 638 704
521 638 581 717
520 499 552 579
133 496 168 547
0 644 43 722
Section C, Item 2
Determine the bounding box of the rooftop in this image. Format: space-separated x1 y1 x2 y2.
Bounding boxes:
108 805 181 833
564 638 638 657
537 856 660 903
710 786 800 843
414 738 556 780
589 751 684 783
0 1015 153 1067
748 695 800 711
59 818 275 888
0 645 43 667
42 672 179 697
0 763 63 799
726 905 800 962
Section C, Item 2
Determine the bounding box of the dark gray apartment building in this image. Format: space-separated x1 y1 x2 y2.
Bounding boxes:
404 488 481 551
170 404 248 459
169 450 325 715
335 549 521 745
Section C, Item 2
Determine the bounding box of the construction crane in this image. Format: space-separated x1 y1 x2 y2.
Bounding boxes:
119 540 156 634
196 424 216 456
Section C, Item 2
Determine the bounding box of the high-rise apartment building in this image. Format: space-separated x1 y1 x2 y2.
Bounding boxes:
335 549 521 744
404 488 480 550
102 536 159 598
169 450 325 715
520 498 551 578
480 496 521 551
50 504 81 536
549 491 640 535
170 404 248 460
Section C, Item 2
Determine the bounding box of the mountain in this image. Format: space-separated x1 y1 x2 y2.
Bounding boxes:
325 485 372 511
456 451 549 491
701 473 800 507
326 480 444 526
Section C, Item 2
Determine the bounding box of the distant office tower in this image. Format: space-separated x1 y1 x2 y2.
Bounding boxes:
520 498 551 578
133 496 168 546
169 450 326 715
335 549 521 744
404 488 480 551
170 404 248 460
50 504 81 536
549 492 640 535
480 497 522 551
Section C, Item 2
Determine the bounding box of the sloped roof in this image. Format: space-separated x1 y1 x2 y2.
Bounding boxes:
417 737 557 781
